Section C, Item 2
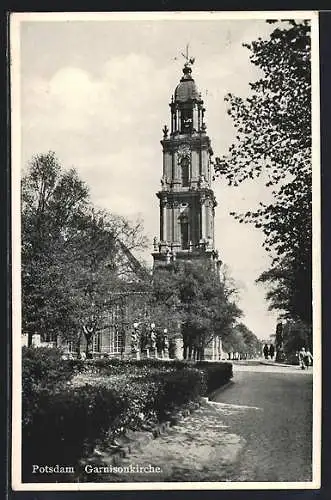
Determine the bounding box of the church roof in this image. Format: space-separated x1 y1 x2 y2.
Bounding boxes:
174 64 200 102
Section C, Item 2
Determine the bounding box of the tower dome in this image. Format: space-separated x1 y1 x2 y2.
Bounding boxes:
174 64 200 102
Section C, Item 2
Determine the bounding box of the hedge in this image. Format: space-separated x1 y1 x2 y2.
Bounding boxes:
196 361 233 393
22 348 232 481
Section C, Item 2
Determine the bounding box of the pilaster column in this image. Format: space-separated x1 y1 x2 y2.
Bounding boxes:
163 202 168 242
160 198 168 242
160 205 163 241
176 108 180 133
201 197 206 240
193 106 198 131
174 204 180 243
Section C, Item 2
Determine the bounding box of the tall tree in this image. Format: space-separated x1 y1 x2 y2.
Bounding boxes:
64 209 149 355
22 152 90 345
22 152 148 350
151 261 242 360
214 20 312 325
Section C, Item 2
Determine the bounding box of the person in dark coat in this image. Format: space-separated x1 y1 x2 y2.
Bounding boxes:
269 344 275 360
263 344 269 360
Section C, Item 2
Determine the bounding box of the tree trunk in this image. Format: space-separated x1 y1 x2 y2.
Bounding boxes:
85 336 92 357
76 331 82 357
28 332 33 348
83 331 94 357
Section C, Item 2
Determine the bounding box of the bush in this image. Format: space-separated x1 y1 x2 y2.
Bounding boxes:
22 353 233 481
154 368 207 419
22 384 128 481
67 357 189 376
22 370 205 481
22 347 75 426
196 361 233 393
22 346 75 390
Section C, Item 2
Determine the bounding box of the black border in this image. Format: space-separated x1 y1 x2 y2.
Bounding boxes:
3 6 331 500
320 10 331 500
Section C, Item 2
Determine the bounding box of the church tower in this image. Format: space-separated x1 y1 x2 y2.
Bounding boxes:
152 55 220 268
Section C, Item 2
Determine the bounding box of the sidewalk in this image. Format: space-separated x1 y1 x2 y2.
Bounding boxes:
230 358 298 369
81 400 245 482
258 359 297 368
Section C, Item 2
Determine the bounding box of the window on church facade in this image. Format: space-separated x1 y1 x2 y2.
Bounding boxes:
43 331 57 344
181 221 189 249
92 332 101 352
181 158 189 187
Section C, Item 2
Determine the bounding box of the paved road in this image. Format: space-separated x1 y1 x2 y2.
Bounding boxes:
211 363 313 482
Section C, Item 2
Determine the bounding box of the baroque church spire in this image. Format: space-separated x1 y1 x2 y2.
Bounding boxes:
152 53 220 269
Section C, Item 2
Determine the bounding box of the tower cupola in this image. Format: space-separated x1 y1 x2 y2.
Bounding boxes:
174 64 199 102
169 57 206 136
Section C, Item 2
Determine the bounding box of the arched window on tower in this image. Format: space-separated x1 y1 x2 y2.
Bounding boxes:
181 109 193 133
181 158 190 187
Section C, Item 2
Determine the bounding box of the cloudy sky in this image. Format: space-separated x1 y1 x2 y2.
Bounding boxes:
16 13 293 339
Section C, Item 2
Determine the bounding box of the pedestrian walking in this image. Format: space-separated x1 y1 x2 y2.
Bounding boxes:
263 344 269 360
304 348 313 369
298 347 305 369
298 347 313 369
269 344 275 360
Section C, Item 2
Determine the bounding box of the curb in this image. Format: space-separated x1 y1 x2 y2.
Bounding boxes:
259 361 298 368
208 380 235 401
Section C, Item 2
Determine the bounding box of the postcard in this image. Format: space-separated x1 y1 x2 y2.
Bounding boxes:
10 10 321 491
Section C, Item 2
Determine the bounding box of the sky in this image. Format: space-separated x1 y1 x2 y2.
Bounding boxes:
17 13 289 340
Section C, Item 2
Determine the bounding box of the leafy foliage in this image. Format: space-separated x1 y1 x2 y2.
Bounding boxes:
22 348 232 482
214 20 312 325
22 152 90 344
22 152 149 351
222 322 261 357
282 320 312 357
151 261 242 359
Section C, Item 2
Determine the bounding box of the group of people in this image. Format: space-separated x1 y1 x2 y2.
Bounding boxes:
263 343 275 360
262 343 313 369
298 346 313 370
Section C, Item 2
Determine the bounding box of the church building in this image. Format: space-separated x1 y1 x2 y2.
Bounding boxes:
26 54 224 361
152 56 221 271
